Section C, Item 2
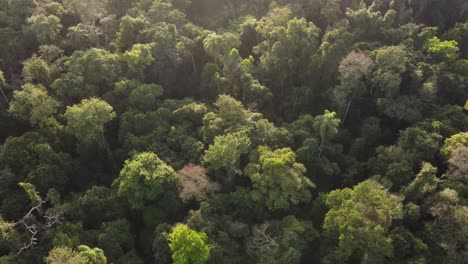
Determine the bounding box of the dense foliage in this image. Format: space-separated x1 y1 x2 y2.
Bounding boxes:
0 0 467 263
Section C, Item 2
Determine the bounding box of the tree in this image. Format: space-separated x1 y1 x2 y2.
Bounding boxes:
113 152 176 209
8 83 60 126
77 245 107 264
257 17 320 113
168 224 210 264
78 186 124 229
175 164 220 203
397 127 442 165
335 50 375 124
425 37 460 62
425 189 468 263
26 14 62 44
444 146 468 184
0 70 8 107
372 46 408 98
339 50 375 81
97 219 134 261
441 132 468 157
244 146 315 210
201 94 252 142
212 48 270 104
63 0 108 46
22 55 52 85
64 97 116 144
323 180 403 263
203 32 240 63
128 83 163 112
320 0 342 26
124 43 155 80
45 246 87 264
116 15 147 51
402 162 439 203
202 132 251 182
52 49 121 100
0 215 15 243
376 96 423 123
313 110 341 157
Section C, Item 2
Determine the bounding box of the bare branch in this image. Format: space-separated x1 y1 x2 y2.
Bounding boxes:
14 200 64 254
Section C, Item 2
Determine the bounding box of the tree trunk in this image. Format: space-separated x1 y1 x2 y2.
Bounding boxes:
100 133 118 175
342 98 352 127
93 19 100 48
318 137 325 158
0 85 9 107
191 54 197 73
361 251 369 264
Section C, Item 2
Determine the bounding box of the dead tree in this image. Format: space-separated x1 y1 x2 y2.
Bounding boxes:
14 200 63 254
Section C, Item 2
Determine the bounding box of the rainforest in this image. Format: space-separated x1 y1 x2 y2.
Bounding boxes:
0 0 467 263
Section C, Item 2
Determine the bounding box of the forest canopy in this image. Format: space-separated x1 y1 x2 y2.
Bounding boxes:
0 0 467 263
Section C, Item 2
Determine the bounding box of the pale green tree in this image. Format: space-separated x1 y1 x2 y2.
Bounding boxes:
441 132 468 157
124 43 155 80
45 246 87 264
425 37 459 62
9 83 60 126
244 146 315 210
202 132 251 182
402 162 439 202
77 245 107 264
64 97 116 144
313 110 341 157
324 180 403 263
113 152 176 209
168 224 210 264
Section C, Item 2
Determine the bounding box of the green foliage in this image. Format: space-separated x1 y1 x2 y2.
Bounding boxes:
45 246 88 264
403 163 439 202
18 182 42 205
128 83 163 112
22 55 53 85
52 49 121 100
113 152 176 209
77 245 107 264
0 1 467 262
0 216 15 241
124 43 155 77
64 98 116 144
441 132 468 157
324 180 403 262
168 224 210 264
63 0 108 24
203 32 240 61
26 14 62 44
425 37 460 62
97 219 134 261
213 48 271 104
202 132 251 182
245 146 315 210
9 83 60 126
445 146 468 184
116 15 147 51
313 110 341 157
313 110 340 143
